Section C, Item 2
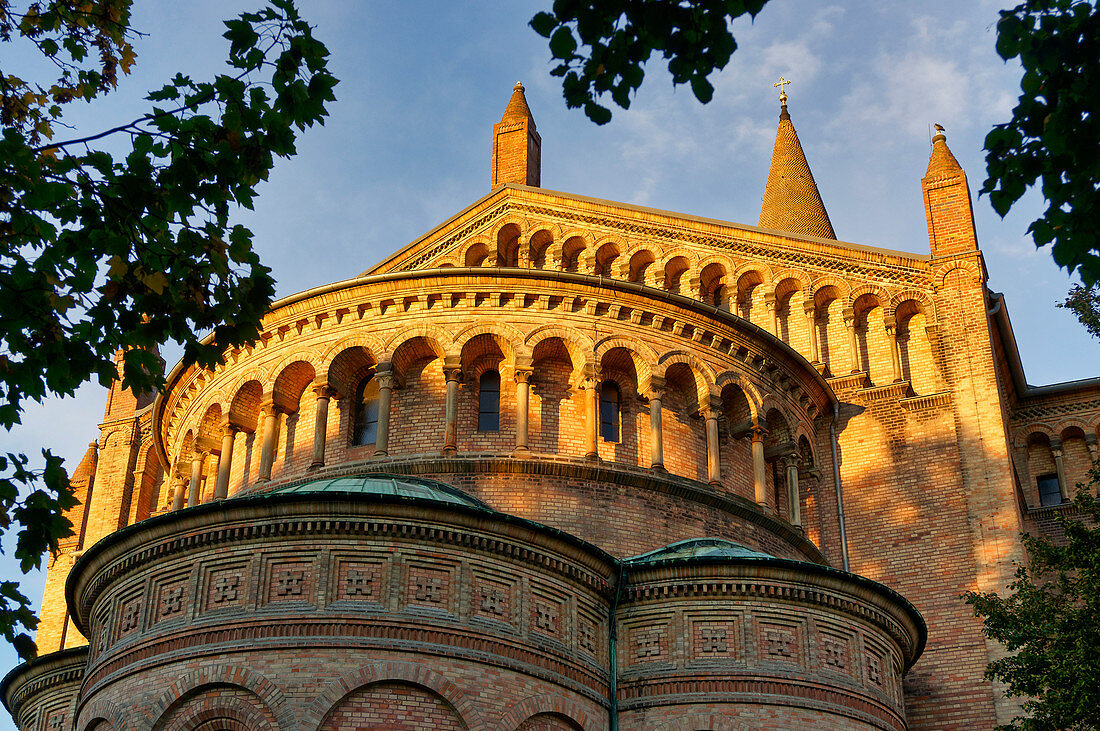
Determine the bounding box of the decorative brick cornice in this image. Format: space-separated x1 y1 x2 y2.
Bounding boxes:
255 455 824 564
68 495 618 636
854 381 911 402
899 391 951 411
80 619 610 709
1 646 88 719
622 562 924 668
618 675 904 731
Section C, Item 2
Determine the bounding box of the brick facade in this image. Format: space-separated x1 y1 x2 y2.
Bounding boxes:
5 87 1100 730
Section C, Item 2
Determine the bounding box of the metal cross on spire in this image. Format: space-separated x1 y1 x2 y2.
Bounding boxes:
773 76 791 105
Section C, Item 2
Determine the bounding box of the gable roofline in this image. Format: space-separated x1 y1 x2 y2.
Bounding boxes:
362 184 930 277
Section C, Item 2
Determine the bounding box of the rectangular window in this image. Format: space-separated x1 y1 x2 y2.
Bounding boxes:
1036 473 1062 507
478 370 500 432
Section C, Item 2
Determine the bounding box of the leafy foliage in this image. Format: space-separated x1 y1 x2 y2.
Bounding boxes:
1058 282 1100 341
964 473 1100 730
530 0 769 124
982 0 1100 285
0 0 336 660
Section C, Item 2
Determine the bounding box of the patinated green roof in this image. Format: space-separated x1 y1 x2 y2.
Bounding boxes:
267 473 489 509
625 537 774 564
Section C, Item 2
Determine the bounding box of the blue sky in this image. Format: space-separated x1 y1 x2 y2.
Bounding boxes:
4 1 1099 721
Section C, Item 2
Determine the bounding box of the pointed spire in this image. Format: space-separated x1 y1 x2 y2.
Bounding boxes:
492 81 541 188
925 125 963 178
922 125 978 257
758 84 836 240
501 81 535 125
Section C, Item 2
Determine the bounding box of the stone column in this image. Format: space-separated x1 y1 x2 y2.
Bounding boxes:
1052 439 1069 502
752 426 768 507
764 292 778 336
375 370 395 456
257 402 282 483
649 378 666 470
309 385 337 470
843 307 859 373
804 301 819 363
187 452 205 507
783 454 801 527
705 405 722 486
514 367 532 453
171 475 186 511
213 424 237 499
885 317 903 382
584 373 599 460
443 358 462 455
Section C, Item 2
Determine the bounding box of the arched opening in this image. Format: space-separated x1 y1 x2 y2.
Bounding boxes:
464 242 490 267
328 345 379 455
594 242 621 276
700 262 729 310
496 223 521 266
664 256 690 294
389 336 447 455
737 270 766 324
561 236 586 273
853 293 887 381
528 229 553 269
773 277 804 349
530 337 583 456
353 375 380 445
227 380 263 493
627 250 657 284
1025 432 1061 507
460 332 512 450
895 299 937 392
664 361 707 483
719 382 754 500
814 286 843 372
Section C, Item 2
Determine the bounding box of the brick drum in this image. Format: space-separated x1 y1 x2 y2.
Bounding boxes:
6 85 1099 730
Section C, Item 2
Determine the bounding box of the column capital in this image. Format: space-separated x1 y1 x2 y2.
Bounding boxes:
750 424 768 443
221 423 240 437
375 371 396 390
780 452 801 469
513 367 533 385
443 367 464 383
260 401 284 418
312 384 339 400
647 375 667 400
704 407 722 422
763 291 777 307
803 301 817 316
842 306 856 325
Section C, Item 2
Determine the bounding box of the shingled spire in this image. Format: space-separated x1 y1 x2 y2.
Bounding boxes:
758 80 836 240
492 82 541 188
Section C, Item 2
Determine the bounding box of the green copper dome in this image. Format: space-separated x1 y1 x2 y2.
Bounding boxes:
266 473 489 509
625 537 774 564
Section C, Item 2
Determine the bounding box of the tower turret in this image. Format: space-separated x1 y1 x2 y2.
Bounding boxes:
491 82 541 188
922 126 978 257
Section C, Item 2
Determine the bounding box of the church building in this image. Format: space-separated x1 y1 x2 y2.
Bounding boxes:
4 83 1099 730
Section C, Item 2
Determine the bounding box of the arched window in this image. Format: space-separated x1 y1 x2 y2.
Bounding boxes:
600 380 620 442
353 375 380 445
478 370 500 432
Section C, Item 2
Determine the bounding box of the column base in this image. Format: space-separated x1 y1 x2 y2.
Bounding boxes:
512 446 532 459
308 461 323 471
